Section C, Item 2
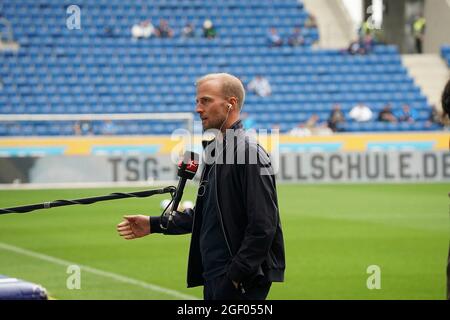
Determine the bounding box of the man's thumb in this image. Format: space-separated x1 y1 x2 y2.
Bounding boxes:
123 215 136 222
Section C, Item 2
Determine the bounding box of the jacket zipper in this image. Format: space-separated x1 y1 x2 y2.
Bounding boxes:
214 164 233 258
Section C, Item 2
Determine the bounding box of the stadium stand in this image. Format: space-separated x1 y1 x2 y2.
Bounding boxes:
0 0 441 136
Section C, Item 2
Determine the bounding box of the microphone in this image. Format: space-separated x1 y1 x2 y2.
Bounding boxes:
170 151 199 216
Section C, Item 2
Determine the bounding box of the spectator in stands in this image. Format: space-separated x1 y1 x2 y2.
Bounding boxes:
347 33 373 55
182 22 195 38
315 123 333 135
305 114 332 135
425 105 439 126
304 14 318 29
131 20 155 39
156 19 174 38
327 104 346 132
289 123 312 137
247 75 272 97
203 19 217 39
361 33 374 54
377 104 397 123
305 113 319 131
81 121 93 135
73 121 92 135
413 15 426 54
359 20 375 38
73 121 82 135
429 105 441 123
347 38 364 55
425 104 449 128
395 104 417 123
101 120 116 135
288 26 305 47
290 115 331 136
349 102 373 122
267 27 283 47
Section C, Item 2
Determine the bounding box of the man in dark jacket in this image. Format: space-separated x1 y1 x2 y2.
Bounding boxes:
117 73 285 300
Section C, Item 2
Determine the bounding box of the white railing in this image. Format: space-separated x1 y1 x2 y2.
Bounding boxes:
0 113 195 134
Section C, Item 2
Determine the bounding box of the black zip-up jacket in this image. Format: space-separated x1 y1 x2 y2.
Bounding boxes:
150 120 285 288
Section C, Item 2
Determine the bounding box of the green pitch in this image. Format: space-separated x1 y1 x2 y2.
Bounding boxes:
0 184 448 300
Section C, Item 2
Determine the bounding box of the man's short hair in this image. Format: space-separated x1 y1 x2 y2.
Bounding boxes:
442 78 450 116
196 73 246 110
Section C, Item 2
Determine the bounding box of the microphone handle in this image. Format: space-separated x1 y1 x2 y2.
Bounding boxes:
171 177 187 214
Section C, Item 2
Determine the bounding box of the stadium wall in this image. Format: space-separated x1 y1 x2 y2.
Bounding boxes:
1 151 448 185
424 0 450 54
0 133 449 186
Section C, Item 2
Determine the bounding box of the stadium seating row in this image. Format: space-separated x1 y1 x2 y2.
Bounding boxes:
0 121 185 136
0 74 415 85
8 43 398 55
0 120 439 136
0 83 421 95
0 92 427 105
0 101 430 114
0 54 401 67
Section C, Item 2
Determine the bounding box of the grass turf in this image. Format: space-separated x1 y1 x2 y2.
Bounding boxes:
0 183 448 300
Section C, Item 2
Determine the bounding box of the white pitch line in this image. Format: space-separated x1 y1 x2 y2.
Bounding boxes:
0 242 199 300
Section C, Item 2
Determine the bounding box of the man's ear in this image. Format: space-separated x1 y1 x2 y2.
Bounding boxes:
228 97 238 110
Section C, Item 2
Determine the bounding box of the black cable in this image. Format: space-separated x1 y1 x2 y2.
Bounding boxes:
0 186 176 215
159 196 174 231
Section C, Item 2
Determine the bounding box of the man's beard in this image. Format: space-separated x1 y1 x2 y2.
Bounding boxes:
203 117 226 131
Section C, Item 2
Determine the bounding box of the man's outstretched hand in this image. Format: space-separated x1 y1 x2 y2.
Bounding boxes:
117 215 150 240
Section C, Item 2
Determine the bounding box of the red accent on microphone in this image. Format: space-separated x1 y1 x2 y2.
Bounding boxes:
177 152 199 180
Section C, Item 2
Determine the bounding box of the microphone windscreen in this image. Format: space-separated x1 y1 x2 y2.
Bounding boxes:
177 151 199 180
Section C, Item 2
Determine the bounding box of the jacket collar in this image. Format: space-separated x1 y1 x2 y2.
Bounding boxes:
202 119 243 149
229 119 243 130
